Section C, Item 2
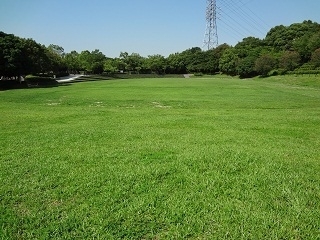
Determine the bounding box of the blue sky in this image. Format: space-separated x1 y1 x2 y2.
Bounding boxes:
1 0 320 57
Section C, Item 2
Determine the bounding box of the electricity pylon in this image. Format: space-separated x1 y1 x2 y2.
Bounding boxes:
203 0 218 50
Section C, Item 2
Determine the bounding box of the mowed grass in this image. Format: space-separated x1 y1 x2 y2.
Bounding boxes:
1 75 320 239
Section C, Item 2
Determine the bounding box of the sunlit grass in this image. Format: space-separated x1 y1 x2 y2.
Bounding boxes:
1 76 320 239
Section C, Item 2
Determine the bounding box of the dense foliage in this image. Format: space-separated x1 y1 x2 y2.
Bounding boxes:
1 20 320 79
0 33 67 79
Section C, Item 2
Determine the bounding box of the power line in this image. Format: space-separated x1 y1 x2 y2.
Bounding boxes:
216 12 248 40
203 0 272 48
238 0 271 30
219 0 266 36
218 2 258 37
212 0 272 46
229 0 267 34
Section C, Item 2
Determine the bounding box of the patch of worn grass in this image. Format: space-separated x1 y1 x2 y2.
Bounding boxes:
1 76 320 239
257 74 320 89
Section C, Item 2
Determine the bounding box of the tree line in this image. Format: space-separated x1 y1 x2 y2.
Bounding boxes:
1 20 320 80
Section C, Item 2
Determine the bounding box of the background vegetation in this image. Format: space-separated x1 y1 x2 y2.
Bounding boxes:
1 20 320 81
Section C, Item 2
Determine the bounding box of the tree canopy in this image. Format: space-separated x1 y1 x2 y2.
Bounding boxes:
2 20 320 80
0 32 66 78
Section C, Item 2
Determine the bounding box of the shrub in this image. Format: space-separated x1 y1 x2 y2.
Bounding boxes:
311 48 320 68
0 80 27 90
268 70 279 76
255 55 277 77
25 75 57 86
279 51 301 71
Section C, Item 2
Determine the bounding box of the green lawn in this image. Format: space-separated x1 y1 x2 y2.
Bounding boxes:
1 75 320 239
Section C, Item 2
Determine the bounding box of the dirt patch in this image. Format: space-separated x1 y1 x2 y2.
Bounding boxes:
152 101 171 108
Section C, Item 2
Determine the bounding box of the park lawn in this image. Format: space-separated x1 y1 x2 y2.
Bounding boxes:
0 75 320 239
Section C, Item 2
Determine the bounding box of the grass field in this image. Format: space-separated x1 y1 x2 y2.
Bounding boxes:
1 75 320 239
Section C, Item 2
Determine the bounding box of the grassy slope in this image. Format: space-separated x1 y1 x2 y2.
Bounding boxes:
0 76 320 239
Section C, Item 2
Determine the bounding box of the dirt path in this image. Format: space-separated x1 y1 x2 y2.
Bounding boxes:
183 74 193 78
56 74 84 83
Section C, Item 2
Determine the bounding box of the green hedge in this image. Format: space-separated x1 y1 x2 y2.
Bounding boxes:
25 75 57 86
288 70 320 75
287 63 320 75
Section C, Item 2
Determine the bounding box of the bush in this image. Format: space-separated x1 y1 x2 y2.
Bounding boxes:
255 55 277 76
25 75 57 86
268 70 279 76
278 68 288 75
0 80 27 90
269 69 287 76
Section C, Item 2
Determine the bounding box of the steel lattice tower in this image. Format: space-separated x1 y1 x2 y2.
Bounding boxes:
203 0 218 50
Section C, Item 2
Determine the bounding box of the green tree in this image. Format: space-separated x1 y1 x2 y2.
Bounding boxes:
293 35 311 62
79 50 91 73
308 31 320 53
128 53 145 74
146 54 166 74
48 44 65 57
103 58 117 73
166 47 215 74
64 51 81 74
0 32 24 77
186 50 207 73
79 49 106 74
254 55 277 76
179 47 202 72
279 51 300 71
46 44 67 74
0 32 56 77
119 52 129 72
209 43 231 73
113 58 126 72
235 37 264 58
236 56 257 78
311 48 320 68
166 53 186 74
219 48 239 75
91 62 104 74
265 21 320 51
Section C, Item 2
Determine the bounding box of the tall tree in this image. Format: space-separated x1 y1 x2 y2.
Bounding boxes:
236 56 257 78
46 44 67 73
79 49 106 74
235 37 264 58
64 51 81 73
209 43 231 73
146 54 166 74
166 53 186 74
279 51 301 71
0 32 56 77
103 58 117 73
122 53 145 74
311 48 320 68
265 20 320 51
0 32 24 77
219 48 239 75
254 55 277 76
48 44 65 57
